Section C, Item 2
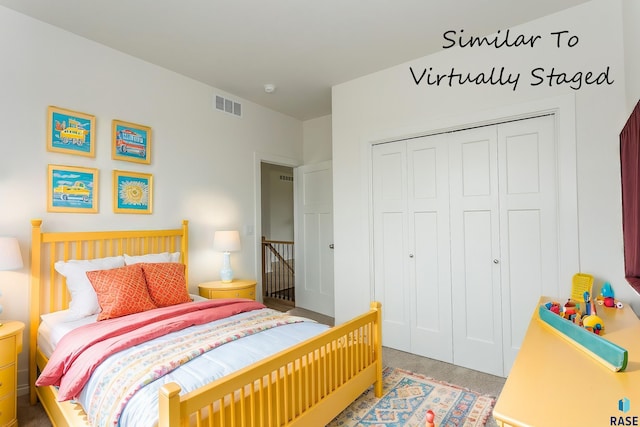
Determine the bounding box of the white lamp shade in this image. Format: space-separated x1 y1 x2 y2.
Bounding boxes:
0 237 23 270
213 230 241 252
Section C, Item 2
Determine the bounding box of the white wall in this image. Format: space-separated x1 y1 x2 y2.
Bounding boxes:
0 6 303 392
623 0 640 112
302 114 332 164
332 0 636 323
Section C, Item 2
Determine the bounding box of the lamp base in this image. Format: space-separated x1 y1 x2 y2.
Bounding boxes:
220 251 234 283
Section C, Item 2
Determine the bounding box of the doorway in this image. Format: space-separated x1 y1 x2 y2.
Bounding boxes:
260 162 296 308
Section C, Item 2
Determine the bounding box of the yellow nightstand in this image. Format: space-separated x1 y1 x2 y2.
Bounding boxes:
0 321 24 427
198 280 257 300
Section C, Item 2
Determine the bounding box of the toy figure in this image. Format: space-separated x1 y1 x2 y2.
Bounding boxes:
583 314 605 335
600 282 615 307
584 291 593 315
597 282 624 308
425 409 436 427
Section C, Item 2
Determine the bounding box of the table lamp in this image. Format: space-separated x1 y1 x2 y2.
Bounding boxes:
213 230 241 283
0 237 23 326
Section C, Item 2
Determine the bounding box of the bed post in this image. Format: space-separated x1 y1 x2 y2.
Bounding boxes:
159 383 182 427
29 219 42 405
371 301 383 398
181 220 189 286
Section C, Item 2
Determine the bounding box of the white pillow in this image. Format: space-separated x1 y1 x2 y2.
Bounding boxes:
54 256 125 321
124 252 180 265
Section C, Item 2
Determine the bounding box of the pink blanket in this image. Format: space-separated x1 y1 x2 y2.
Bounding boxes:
37 298 265 400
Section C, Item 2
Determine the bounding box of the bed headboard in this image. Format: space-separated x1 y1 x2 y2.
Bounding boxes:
29 219 188 400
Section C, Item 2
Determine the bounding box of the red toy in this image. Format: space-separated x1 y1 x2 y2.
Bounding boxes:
425 409 436 427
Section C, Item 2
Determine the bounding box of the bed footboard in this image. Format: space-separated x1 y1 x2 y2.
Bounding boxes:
159 302 383 427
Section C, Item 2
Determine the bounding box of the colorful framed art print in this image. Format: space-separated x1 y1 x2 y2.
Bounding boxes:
113 170 153 214
47 106 96 157
47 164 98 213
112 120 151 164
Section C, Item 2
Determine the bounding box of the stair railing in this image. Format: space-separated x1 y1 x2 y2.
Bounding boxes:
261 237 295 304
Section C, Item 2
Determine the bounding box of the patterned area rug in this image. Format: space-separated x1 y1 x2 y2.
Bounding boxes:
327 367 495 427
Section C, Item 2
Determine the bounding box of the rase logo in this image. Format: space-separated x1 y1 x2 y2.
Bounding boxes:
611 398 638 426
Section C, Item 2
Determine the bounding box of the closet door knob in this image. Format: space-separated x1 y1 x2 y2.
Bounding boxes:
493 259 499 264
409 254 414 258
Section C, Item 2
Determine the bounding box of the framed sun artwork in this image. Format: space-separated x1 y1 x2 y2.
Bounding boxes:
113 170 153 214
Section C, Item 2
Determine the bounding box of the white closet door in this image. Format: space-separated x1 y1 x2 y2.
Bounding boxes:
449 126 504 377
498 115 558 374
372 115 559 377
372 143 410 351
406 136 453 362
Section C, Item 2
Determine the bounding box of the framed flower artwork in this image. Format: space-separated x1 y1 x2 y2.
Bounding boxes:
113 170 153 214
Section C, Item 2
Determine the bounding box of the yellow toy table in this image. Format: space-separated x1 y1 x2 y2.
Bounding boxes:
493 296 640 426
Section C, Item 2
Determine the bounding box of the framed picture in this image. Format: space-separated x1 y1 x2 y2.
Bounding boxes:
112 120 151 164
47 106 96 157
47 164 99 213
113 170 153 214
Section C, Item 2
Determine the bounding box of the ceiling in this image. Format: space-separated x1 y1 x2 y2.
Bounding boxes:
0 0 590 120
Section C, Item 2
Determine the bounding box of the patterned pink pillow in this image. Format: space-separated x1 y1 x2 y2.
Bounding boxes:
140 263 191 307
87 264 157 321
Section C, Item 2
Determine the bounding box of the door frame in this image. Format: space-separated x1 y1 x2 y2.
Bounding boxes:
253 152 301 302
363 93 579 306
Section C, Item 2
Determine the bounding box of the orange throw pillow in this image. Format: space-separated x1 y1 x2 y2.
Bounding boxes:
87 264 157 321
140 263 191 307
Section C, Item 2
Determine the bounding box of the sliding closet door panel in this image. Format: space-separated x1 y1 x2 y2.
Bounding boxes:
407 136 452 362
449 127 504 377
372 143 410 351
498 115 558 375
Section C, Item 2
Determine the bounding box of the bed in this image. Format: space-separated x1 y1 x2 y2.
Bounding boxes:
29 219 383 426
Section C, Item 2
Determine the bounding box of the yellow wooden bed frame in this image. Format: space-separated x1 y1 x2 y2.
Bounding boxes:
29 219 383 426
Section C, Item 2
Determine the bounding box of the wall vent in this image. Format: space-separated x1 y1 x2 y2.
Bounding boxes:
214 95 242 117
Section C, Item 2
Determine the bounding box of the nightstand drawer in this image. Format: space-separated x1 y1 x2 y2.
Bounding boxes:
0 337 15 367
208 288 255 300
0 392 16 425
198 280 257 301
0 366 15 398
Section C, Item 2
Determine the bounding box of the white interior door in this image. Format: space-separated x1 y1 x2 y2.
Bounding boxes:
372 137 453 360
449 126 504 377
372 143 411 351
294 161 334 316
406 136 453 362
371 115 559 377
497 115 558 374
